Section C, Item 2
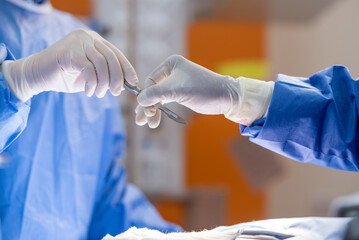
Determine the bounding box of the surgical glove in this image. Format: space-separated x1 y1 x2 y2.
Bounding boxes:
136 55 274 128
0 29 138 102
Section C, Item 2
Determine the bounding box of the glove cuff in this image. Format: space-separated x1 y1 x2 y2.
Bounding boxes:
1 59 34 102
225 77 274 126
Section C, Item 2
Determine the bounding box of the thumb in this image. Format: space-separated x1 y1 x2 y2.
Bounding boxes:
137 84 163 107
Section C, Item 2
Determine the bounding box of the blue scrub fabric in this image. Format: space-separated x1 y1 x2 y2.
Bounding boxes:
242 65 359 171
0 1 180 240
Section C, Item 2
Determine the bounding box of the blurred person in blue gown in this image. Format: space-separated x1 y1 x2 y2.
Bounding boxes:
0 0 180 239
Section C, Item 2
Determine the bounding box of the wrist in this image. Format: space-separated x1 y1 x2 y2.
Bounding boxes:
225 77 274 126
222 75 241 115
1 59 34 102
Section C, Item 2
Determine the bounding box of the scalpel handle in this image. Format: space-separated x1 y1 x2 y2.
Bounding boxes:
157 105 187 125
124 81 141 96
124 81 187 125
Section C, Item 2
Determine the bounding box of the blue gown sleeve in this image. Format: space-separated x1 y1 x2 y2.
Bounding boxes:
0 43 30 153
241 65 359 171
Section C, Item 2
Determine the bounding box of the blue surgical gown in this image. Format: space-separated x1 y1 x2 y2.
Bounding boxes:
0 1 180 239
242 65 359 171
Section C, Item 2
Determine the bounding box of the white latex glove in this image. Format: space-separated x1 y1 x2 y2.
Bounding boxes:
136 55 274 128
0 29 138 102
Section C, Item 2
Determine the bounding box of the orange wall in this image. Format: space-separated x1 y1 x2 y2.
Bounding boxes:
156 20 266 228
188 20 264 71
51 0 92 16
186 116 264 225
186 20 266 225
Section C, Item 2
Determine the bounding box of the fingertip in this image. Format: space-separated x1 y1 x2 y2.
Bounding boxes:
109 70 124 96
85 87 91 97
135 105 141 114
95 89 107 98
85 83 96 97
135 106 147 126
148 119 160 128
95 81 110 98
113 91 122 96
136 119 147 126
112 84 124 96
144 106 156 117
126 75 139 87
110 86 124 96
148 109 161 128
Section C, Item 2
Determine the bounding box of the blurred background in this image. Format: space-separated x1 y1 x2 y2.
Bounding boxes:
51 0 359 231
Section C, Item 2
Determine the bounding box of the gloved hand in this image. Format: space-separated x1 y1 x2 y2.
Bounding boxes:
136 55 274 128
0 29 138 102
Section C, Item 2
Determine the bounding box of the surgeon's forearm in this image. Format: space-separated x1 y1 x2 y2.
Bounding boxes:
241 65 359 171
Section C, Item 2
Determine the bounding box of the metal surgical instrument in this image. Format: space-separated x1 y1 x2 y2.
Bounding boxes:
124 81 187 125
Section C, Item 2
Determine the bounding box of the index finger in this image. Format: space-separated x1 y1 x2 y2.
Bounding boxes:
145 63 171 88
103 40 138 86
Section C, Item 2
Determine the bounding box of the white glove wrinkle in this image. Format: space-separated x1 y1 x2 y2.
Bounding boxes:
135 55 274 128
2 29 135 101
